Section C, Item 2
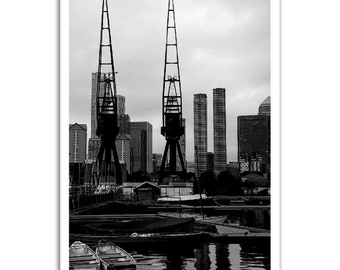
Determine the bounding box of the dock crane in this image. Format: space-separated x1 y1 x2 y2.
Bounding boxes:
95 0 122 185
159 0 186 182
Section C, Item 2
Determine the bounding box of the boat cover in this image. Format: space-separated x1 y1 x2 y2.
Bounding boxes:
70 217 194 235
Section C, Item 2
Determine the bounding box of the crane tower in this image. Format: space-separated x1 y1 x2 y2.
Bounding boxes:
159 0 186 182
95 0 122 185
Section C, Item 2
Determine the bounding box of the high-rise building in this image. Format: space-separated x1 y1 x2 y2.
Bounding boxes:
88 138 101 161
213 88 227 174
227 162 240 178
69 123 87 163
130 122 153 173
116 133 131 173
193 93 208 176
90 73 103 138
186 161 196 174
152 153 163 173
90 72 126 138
117 95 126 116
207 152 214 172
237 115 270 175
258 96 270 116
118 114 131 134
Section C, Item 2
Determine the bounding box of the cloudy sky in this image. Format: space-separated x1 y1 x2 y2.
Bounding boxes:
70 0 270 162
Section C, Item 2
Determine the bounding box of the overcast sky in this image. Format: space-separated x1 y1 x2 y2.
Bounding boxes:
69 0 270 162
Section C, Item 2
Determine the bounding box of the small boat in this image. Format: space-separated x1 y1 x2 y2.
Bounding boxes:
69 241 100 270
96 240 136 270
70 231 206 245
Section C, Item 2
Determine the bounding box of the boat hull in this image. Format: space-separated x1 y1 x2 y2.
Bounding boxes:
96 241 136 270
69 241 100 270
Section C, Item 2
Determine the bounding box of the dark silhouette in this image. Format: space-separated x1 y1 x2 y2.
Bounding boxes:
199 171 217 195
217 171 243 195
129 171 151 182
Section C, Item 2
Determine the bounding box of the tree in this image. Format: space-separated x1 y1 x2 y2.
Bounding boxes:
199 171 217 196
217 171 243 195
186 172 196 182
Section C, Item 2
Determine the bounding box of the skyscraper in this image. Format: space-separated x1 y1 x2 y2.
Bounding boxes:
207 152 214 172
213 88 227 174
193 94 208 177
152 153 163 173
130 122 153 173
258 96 270 116
118 114 131 134
90 73 103 138
186 161 196 173
117 95 126 116
237 114 270 175
115 133 131 173
69 123 87 163
88 138 101 161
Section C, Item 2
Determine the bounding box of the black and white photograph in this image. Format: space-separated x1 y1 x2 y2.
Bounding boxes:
68 0 277 269
5 1 340 270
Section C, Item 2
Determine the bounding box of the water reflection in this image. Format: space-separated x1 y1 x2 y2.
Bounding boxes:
240 210 271 230
228 244 241 270
192 243 269 270
216 243 231 270
128 209 271 270
131 242 270 270
194 244 211 270
240 243 270 269
225 210 270 230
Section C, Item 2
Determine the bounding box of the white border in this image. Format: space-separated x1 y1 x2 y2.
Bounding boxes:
60 0 69 270
271 0 280 269
61 1 281 269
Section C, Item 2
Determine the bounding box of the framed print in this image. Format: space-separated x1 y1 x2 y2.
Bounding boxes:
61 0 280 269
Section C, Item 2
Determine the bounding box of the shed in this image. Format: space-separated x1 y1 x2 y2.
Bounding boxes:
134 181 161 201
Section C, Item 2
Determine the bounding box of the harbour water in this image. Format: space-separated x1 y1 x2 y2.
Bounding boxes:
128 209 270 270
71 207 270 270
128 242 270 270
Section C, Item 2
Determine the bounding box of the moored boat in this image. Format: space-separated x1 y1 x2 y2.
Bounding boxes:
70 231 206 245
69 241 100 270
96 240 136 270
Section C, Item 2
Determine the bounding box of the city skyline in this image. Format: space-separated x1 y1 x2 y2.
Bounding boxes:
70 0 270 162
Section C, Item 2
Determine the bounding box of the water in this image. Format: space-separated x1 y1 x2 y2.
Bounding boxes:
129 242 270 270
129 209 271 270
162 209 271 230
225 209 270 230
76 209 271 269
